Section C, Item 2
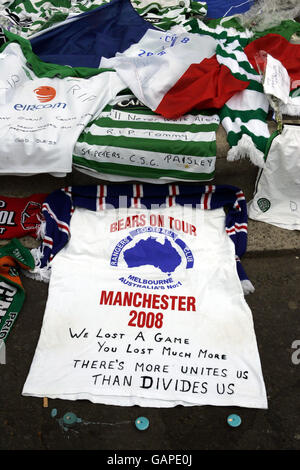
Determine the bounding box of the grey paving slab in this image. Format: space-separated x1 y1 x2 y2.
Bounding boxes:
0 174 68 197
247 219 300 254
0 253 299 451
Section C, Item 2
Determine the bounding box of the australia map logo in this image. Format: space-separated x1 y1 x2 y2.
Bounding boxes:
110 226 194 290
123 236 181 274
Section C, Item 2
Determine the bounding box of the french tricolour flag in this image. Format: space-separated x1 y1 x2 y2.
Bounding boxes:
101 29 249 119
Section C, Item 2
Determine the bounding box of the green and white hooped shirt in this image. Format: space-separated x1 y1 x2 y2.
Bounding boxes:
0 0 207 38
0 32 125 176
0 0 110 37
73 91 219 183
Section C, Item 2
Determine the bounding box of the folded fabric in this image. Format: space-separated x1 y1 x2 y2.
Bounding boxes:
0 193 47 239
222 33 300 165
100 28 250 119
245 33 300 91
250 19 300 42
30 0 157 68
239 1 300 34
0 239 35 342
131 0 207 31
204 0 253 18
0 0 109 38
278 95 300 117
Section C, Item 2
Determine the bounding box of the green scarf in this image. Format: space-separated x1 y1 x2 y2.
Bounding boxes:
0 239 35 343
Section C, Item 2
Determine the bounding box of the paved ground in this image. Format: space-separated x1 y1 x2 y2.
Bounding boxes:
0 251 299 453
1 119 300 458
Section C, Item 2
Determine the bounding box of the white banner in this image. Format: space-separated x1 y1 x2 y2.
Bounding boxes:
23 205 268 408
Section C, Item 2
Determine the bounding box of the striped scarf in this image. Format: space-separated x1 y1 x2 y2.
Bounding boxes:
185 17 270 167
73 92 220 183
0 239 34 343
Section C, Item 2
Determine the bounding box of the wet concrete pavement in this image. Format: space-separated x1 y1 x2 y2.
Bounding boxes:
0 251 299 454
1 119 300 459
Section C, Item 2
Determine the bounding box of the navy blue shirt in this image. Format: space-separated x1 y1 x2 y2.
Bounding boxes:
205 0 253 18
30 0 157 68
